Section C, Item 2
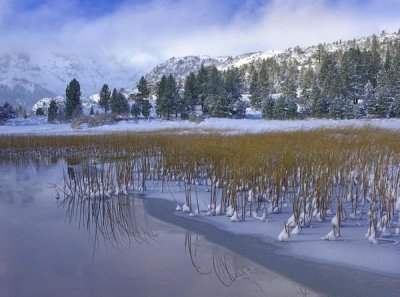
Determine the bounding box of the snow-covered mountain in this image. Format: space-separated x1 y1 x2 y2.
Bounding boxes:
142 31 400 86
6 30 399 109
143 51 281 84
0 53 140 108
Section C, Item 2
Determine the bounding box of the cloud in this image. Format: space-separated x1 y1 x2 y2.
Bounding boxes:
1 0 400 71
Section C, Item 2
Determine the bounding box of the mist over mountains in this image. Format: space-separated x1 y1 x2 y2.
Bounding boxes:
1 30 399 110
0 53 140 107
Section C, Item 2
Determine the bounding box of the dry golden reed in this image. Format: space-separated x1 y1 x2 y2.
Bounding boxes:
1 127 399 240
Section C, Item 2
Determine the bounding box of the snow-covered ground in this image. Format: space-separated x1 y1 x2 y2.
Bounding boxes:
143 182 400 277
2 117 400 135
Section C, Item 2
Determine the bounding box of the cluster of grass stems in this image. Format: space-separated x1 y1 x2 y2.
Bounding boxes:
60 161 156 250
1 128 399 242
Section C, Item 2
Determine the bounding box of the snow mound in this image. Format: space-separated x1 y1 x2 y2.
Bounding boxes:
230 211 240 222
321 230 336 241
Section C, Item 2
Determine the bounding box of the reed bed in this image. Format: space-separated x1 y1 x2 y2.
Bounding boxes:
1 127 400 243
60 161 157 249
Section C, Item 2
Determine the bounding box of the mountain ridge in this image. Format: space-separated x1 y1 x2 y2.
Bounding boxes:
140 30 400 87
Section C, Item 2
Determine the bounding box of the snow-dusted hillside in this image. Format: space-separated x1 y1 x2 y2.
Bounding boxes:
0 78 55 107
143 50 282 84
32 96 65 114
0 53 140 108
142 31 400 86
144 56 229 83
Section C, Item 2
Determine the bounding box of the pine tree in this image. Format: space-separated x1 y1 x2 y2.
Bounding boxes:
65 78 82 120
310 82 328 117
373 51 394 118
392 95 400 118
141 100 151 119
36 108 44 116
135 77 152 119
329 97 354 119
375 89 390 118
196 64 208 112
286 98 298 119
183 72 198 116
389 42 400 117
166 74 179 119
47 100 58 123
273 96 286 119
110 89 129 115
224 68 243 117
156 75 167 117
131 102 141 118
156 74 179 119
258 60 270 101
262 96 274 119
99 84 111 114
368 34 381 87
249 70 262 110
206 66 229 117
300 65 314 95
231 100 246 119
319 54 341 101
299 64 315 115
0 102 16 122
316 44 325 64
363 81 376 116
137 76 150 100
374 69 391 118
341 48 366 104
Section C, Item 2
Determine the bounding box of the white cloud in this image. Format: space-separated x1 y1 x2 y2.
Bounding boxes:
0 0 399 71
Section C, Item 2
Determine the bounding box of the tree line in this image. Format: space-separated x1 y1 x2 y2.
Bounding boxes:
154 33 400 120
155 66 246 119
45 76 153 123
246 34 400 119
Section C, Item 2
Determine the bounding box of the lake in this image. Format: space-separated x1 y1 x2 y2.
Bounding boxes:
0 161 321 297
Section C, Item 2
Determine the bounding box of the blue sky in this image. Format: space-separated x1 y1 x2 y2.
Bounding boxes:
1 0 399 70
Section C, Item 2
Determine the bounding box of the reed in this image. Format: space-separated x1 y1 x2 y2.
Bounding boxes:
1 127 399 242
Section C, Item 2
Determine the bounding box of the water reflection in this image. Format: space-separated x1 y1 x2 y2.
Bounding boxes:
59 163 157 253
58 162 319 296
185 232 268 294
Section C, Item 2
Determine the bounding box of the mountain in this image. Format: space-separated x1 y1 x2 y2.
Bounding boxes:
142 31 400 86
142 50 281 85
0 53 140 108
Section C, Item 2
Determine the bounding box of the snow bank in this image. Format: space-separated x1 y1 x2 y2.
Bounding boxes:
2 118 400 136
144 182 400 277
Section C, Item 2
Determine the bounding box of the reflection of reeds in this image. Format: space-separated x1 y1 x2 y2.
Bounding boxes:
185 232 252 288
60 162 157 251
1 128 400 242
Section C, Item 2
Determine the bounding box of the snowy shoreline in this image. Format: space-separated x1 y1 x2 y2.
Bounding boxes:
143 187 400 277
1 117 400 135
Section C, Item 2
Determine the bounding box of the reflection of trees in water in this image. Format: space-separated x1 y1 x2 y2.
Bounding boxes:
184 232 267 295
59 162 157 255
